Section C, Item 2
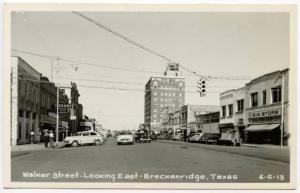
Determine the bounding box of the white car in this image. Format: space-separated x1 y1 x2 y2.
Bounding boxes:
117 131 134 145
64 131 104 147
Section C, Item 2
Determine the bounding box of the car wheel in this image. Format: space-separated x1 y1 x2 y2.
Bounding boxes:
72 141 79 147
95 140 101 146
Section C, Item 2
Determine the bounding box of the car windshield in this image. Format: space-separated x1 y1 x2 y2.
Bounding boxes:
119 131 132 135
75 133 82 136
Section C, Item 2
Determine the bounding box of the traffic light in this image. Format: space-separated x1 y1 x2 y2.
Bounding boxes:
197 78 207 97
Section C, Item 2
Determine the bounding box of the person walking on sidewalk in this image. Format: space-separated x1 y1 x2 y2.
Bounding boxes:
44 130 49 148
49 131 54 148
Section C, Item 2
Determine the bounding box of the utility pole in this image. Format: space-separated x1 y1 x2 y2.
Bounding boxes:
51 59 53 82
56 86 60 143
280 73 285 148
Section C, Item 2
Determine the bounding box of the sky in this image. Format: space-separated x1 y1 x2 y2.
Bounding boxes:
11 11 289 130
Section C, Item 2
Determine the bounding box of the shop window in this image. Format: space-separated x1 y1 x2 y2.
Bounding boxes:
262 90 267 105
271 86 281 103
250 92 258 107
221 106 226 117
228 104 233 117
237 99 244 112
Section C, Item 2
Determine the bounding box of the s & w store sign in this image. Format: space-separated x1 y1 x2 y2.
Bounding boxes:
248 108 281 118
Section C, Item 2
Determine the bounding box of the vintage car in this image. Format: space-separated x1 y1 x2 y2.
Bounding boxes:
200 133 221 144
117 130 134 145
188 132 203 143
64 131 104 147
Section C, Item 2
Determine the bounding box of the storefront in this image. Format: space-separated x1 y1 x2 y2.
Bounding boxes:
245 107 283 145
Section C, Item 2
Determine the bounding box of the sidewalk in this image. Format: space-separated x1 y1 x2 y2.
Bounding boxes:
11 142 65 157
242 143 289 149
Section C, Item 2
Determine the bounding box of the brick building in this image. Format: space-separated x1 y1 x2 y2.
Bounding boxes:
244 69 289 145
144 63 185 131
11 56 41 145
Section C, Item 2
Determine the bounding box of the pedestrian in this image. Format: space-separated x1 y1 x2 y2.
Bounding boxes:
49 130 54 148
30 130 35 144
44 130 49 148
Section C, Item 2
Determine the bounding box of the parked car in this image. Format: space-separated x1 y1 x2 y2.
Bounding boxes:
188 132 203 143
64 131 104 147
199 133 221 144
117 131 134 145
172 130 182 141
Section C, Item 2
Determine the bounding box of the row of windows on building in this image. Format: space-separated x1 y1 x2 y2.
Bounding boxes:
153 103 181 110
152 92 183 97
18 80 39 105
153 98 183 103
18 110 37 119
250 86 281 107
221 86 282 118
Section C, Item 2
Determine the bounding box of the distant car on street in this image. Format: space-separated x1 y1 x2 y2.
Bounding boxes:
188 132 203 143
64 131 104 147
117 131 134 145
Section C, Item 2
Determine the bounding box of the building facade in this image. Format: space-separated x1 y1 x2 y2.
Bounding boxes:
244 69 289 145
11 56 41 145
163 105 219 135
219 87 246 140
39 76 57 134
70 82 83 134
144 63 185 131
196 111 220 134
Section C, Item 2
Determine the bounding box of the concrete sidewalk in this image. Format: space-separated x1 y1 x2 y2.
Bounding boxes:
242 143 289 149
11 142 65 157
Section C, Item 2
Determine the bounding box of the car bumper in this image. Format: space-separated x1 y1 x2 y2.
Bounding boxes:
117 140 133 144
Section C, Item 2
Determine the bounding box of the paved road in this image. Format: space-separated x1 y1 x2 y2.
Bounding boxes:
11 138 289 183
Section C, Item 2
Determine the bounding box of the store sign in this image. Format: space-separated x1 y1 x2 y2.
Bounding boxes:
41 114 56 125
248 108 281 118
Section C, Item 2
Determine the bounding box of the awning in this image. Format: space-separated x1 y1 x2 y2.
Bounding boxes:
245 124 280 132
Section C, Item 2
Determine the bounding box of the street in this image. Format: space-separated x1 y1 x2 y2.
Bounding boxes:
11 138 289 183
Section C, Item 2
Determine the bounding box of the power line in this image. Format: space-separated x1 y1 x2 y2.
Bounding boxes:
73 11 174 63
72 11 252 81
18 72 241 89
13 49 252 81
12 49 162 75
14 77 223 94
